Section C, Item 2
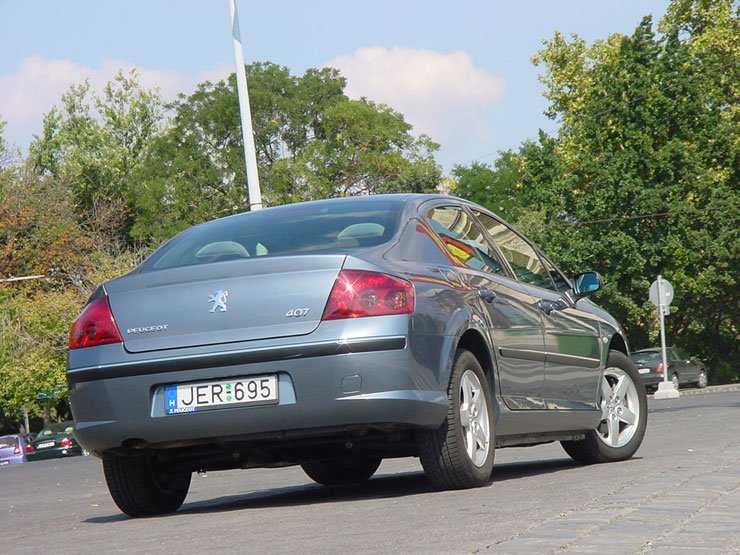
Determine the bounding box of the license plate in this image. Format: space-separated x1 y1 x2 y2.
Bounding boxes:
638 368 650 374
37 441 55 449
165 375 278 415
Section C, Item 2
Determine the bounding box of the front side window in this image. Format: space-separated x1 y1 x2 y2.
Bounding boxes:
471 210 556 291
425 206 506 275
674 348 689 360
541 255 571 292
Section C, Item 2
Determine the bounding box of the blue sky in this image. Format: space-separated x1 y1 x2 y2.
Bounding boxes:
1 1 670 172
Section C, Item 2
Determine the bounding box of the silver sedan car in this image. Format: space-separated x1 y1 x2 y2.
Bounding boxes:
67 194 647 517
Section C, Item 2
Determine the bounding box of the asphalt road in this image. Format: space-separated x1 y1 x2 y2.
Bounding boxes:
2 388 738 554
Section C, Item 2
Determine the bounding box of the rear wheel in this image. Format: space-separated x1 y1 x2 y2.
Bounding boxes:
562 350 647 464
417 349 494 489
697 370 708 389
103 455 191 517
671 373 680 390
301 457 381 486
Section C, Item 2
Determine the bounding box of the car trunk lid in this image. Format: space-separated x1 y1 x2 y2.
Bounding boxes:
105 255 346 353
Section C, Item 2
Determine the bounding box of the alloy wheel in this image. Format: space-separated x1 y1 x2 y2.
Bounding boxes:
459 369 490 467
597 367 641 448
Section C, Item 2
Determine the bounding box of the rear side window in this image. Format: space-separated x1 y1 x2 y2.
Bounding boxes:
630 352 661 364
146 200 403 270
426 206 506 275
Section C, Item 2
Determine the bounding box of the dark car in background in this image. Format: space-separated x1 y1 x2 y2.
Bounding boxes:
67 194 647 517
630 347 708 391
0 434 30 465
26 421 84 461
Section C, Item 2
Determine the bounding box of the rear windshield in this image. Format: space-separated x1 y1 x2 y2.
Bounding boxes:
145 199 404 271
0 436 19 448
36 422 74 437
630 352 661 364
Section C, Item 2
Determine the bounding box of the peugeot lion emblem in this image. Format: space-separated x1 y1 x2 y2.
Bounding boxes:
208 290 229 313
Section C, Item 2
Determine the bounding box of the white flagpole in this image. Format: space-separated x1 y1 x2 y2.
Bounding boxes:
229 0 263 210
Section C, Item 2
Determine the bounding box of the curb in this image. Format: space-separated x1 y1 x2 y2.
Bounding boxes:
649 383 740 398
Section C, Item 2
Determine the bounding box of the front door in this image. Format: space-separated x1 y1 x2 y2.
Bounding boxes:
470 209 601 410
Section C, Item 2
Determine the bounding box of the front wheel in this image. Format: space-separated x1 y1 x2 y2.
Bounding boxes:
562 350 647 464
696 370 708 389
417 349 495 489
103 455 191 517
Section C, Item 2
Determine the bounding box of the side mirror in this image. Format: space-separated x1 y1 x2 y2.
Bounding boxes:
536 271 604 316
572 271 603 298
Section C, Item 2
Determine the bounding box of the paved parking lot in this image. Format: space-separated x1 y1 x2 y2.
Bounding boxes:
1 388 738 554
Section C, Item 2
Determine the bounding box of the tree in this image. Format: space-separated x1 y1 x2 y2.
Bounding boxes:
1 118 144 430
132 63 441 244
517 0 738 383
451 153 525 221
29 70 163 244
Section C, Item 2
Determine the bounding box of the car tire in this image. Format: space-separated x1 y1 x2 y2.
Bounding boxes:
417 349 495 489
103 456 191 517
561 350 647 464
697 370 708 389
671 373 680 390
301 457 382 486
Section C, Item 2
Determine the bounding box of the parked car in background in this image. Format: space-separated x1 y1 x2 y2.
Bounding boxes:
0 434 30 465
26 421 83 461
67 194 647 517
630 347 708 390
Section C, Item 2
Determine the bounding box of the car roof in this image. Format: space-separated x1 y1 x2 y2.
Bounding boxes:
196 194 488 226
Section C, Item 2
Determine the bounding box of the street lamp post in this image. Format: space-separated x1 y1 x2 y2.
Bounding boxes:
228 0 263 211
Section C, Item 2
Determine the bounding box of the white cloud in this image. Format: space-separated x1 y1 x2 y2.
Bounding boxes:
0 56 231 148
324 47 505 149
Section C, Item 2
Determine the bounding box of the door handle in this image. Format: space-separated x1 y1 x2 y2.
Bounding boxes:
477 288 496 303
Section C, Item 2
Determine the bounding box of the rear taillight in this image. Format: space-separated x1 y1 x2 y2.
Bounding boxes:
656 362 664 374
59 437 72 448
322 270 415 320
69 295 123 350
26 444 35 453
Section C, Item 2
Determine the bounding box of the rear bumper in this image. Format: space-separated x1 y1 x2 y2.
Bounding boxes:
68 334 448 455
637 371 663 387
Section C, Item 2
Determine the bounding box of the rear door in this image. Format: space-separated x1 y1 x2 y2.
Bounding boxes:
424 203 546 410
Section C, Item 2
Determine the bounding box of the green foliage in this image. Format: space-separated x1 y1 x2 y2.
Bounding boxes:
29 70 163 244
0 160 141 430
451 152 525 221
132 63 440 244
518 1 738 383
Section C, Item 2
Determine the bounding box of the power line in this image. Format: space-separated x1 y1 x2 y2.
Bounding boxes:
0 274 46 283
563 205 738 226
